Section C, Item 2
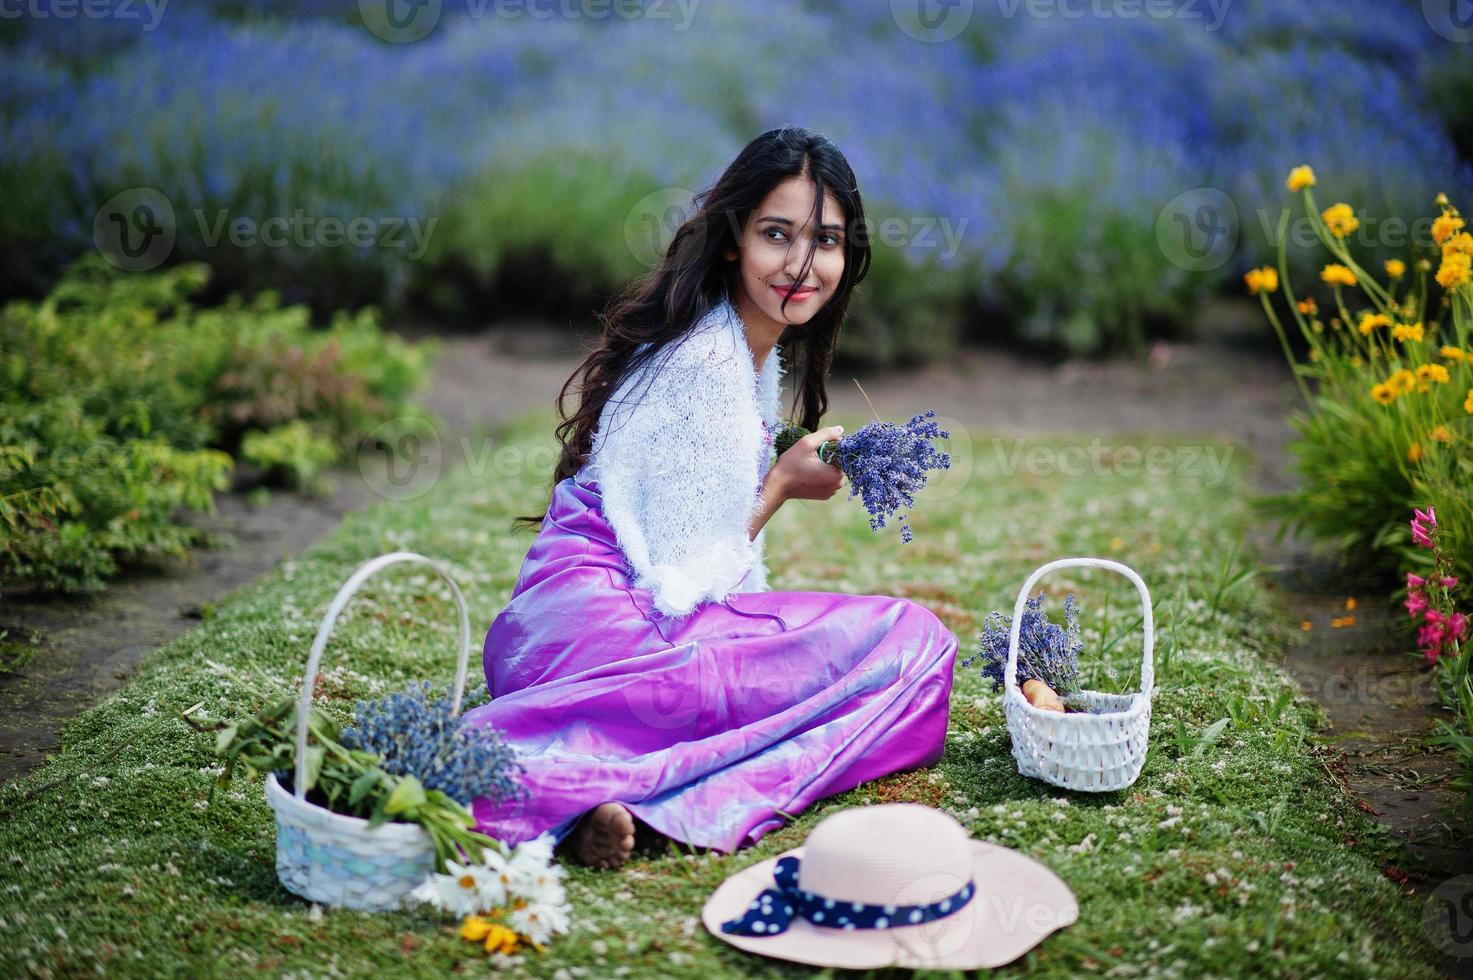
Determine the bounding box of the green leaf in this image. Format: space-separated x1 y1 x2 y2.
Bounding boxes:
384 774 426 815
303 745 326 791
1191 717 1231 758
348 770 380 807
213 724 238 756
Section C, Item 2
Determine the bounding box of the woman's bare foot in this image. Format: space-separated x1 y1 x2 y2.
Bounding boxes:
566 802 636 869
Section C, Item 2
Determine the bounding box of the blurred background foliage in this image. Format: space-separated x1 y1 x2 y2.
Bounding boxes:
4 0 1473 592
3 0 1471 363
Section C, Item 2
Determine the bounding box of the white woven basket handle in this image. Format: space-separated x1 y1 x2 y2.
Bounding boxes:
291 550 472 799
1004 557 1154 700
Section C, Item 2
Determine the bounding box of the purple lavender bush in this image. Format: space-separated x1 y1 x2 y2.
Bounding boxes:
962 592 1086 708
776 411 951 544
340 680 526 808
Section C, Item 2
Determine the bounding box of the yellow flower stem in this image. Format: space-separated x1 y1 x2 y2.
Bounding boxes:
1259 292 1316 410
1276 225 1312 342
1331 286 1356 343
1300 189 1395 310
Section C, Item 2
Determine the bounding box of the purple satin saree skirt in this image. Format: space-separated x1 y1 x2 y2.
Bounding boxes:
461 470 959 855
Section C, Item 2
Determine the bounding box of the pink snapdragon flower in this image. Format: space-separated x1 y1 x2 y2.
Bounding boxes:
1403 505 1463 665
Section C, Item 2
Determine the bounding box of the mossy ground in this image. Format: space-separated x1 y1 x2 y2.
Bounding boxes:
0 413 1442 978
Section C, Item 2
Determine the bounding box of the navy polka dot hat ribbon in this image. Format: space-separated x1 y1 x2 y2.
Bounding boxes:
719 855 976 936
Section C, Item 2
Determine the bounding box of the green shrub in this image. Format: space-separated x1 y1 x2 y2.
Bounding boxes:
0 254 438 591
0 398 233 592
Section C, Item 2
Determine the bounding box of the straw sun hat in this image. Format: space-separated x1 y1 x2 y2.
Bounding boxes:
702 803 1079 971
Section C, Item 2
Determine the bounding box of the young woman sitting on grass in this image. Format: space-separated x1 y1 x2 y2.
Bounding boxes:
462 125 959 869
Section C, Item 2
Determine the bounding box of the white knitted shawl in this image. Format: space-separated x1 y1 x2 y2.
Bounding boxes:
583 295 784 619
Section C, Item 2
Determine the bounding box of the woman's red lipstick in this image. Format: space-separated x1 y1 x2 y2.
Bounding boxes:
773 284 817 301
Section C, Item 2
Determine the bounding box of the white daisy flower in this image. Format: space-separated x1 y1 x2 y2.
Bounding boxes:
508 899 571 946
411 859 496 917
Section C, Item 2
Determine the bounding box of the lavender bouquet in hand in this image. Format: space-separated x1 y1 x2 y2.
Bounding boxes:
962 592 1088 711
774 410 951 544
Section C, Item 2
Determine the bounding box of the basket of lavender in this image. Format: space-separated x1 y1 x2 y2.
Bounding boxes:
773 409 951 543
187 551 545 919
966 557 1156 792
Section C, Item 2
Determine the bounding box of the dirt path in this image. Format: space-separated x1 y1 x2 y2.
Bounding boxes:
2 299 1468 945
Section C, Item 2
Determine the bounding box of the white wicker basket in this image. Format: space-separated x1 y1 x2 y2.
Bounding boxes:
1002 557 1155 792
264 550 472 911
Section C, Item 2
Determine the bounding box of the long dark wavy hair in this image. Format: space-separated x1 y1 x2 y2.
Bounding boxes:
511 125 873 531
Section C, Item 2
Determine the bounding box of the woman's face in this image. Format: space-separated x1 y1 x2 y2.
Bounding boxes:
725 175 847 334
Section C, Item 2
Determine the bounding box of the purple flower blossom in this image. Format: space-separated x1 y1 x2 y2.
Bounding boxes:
962 592 1083 699
818 410 951 544
341 681 526 807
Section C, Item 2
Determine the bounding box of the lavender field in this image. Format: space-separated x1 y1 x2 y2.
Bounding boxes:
4 0 1472 357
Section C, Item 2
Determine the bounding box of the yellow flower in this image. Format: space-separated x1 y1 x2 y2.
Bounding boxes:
1417 363 1451 384
1357 312 1391 336
1408 442 1423 463
1389 369 1416 395
1443 346 1467 361
1370 382 1395 405
1297 297 1318 315
1384 259 1406 278
1438 252 1472 290
1350 355 1363 367
1465 388 1473 414
1444 232 1473 257
1432 213 1466 245
1321 203 1360 239
1244 266 1279 295
1321 264 1358 287
1345 597 1357 611
1300 620 1313 632
1286 165 1316 192
460 916 494 942
1429 425 1453 443
484 924 520 955
1392 322 1425 343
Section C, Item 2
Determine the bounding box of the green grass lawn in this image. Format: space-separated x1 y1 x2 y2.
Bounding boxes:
0 411 1443 978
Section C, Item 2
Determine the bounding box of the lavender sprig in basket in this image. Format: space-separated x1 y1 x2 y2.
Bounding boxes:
774 410 951 544
963 591 1090 712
